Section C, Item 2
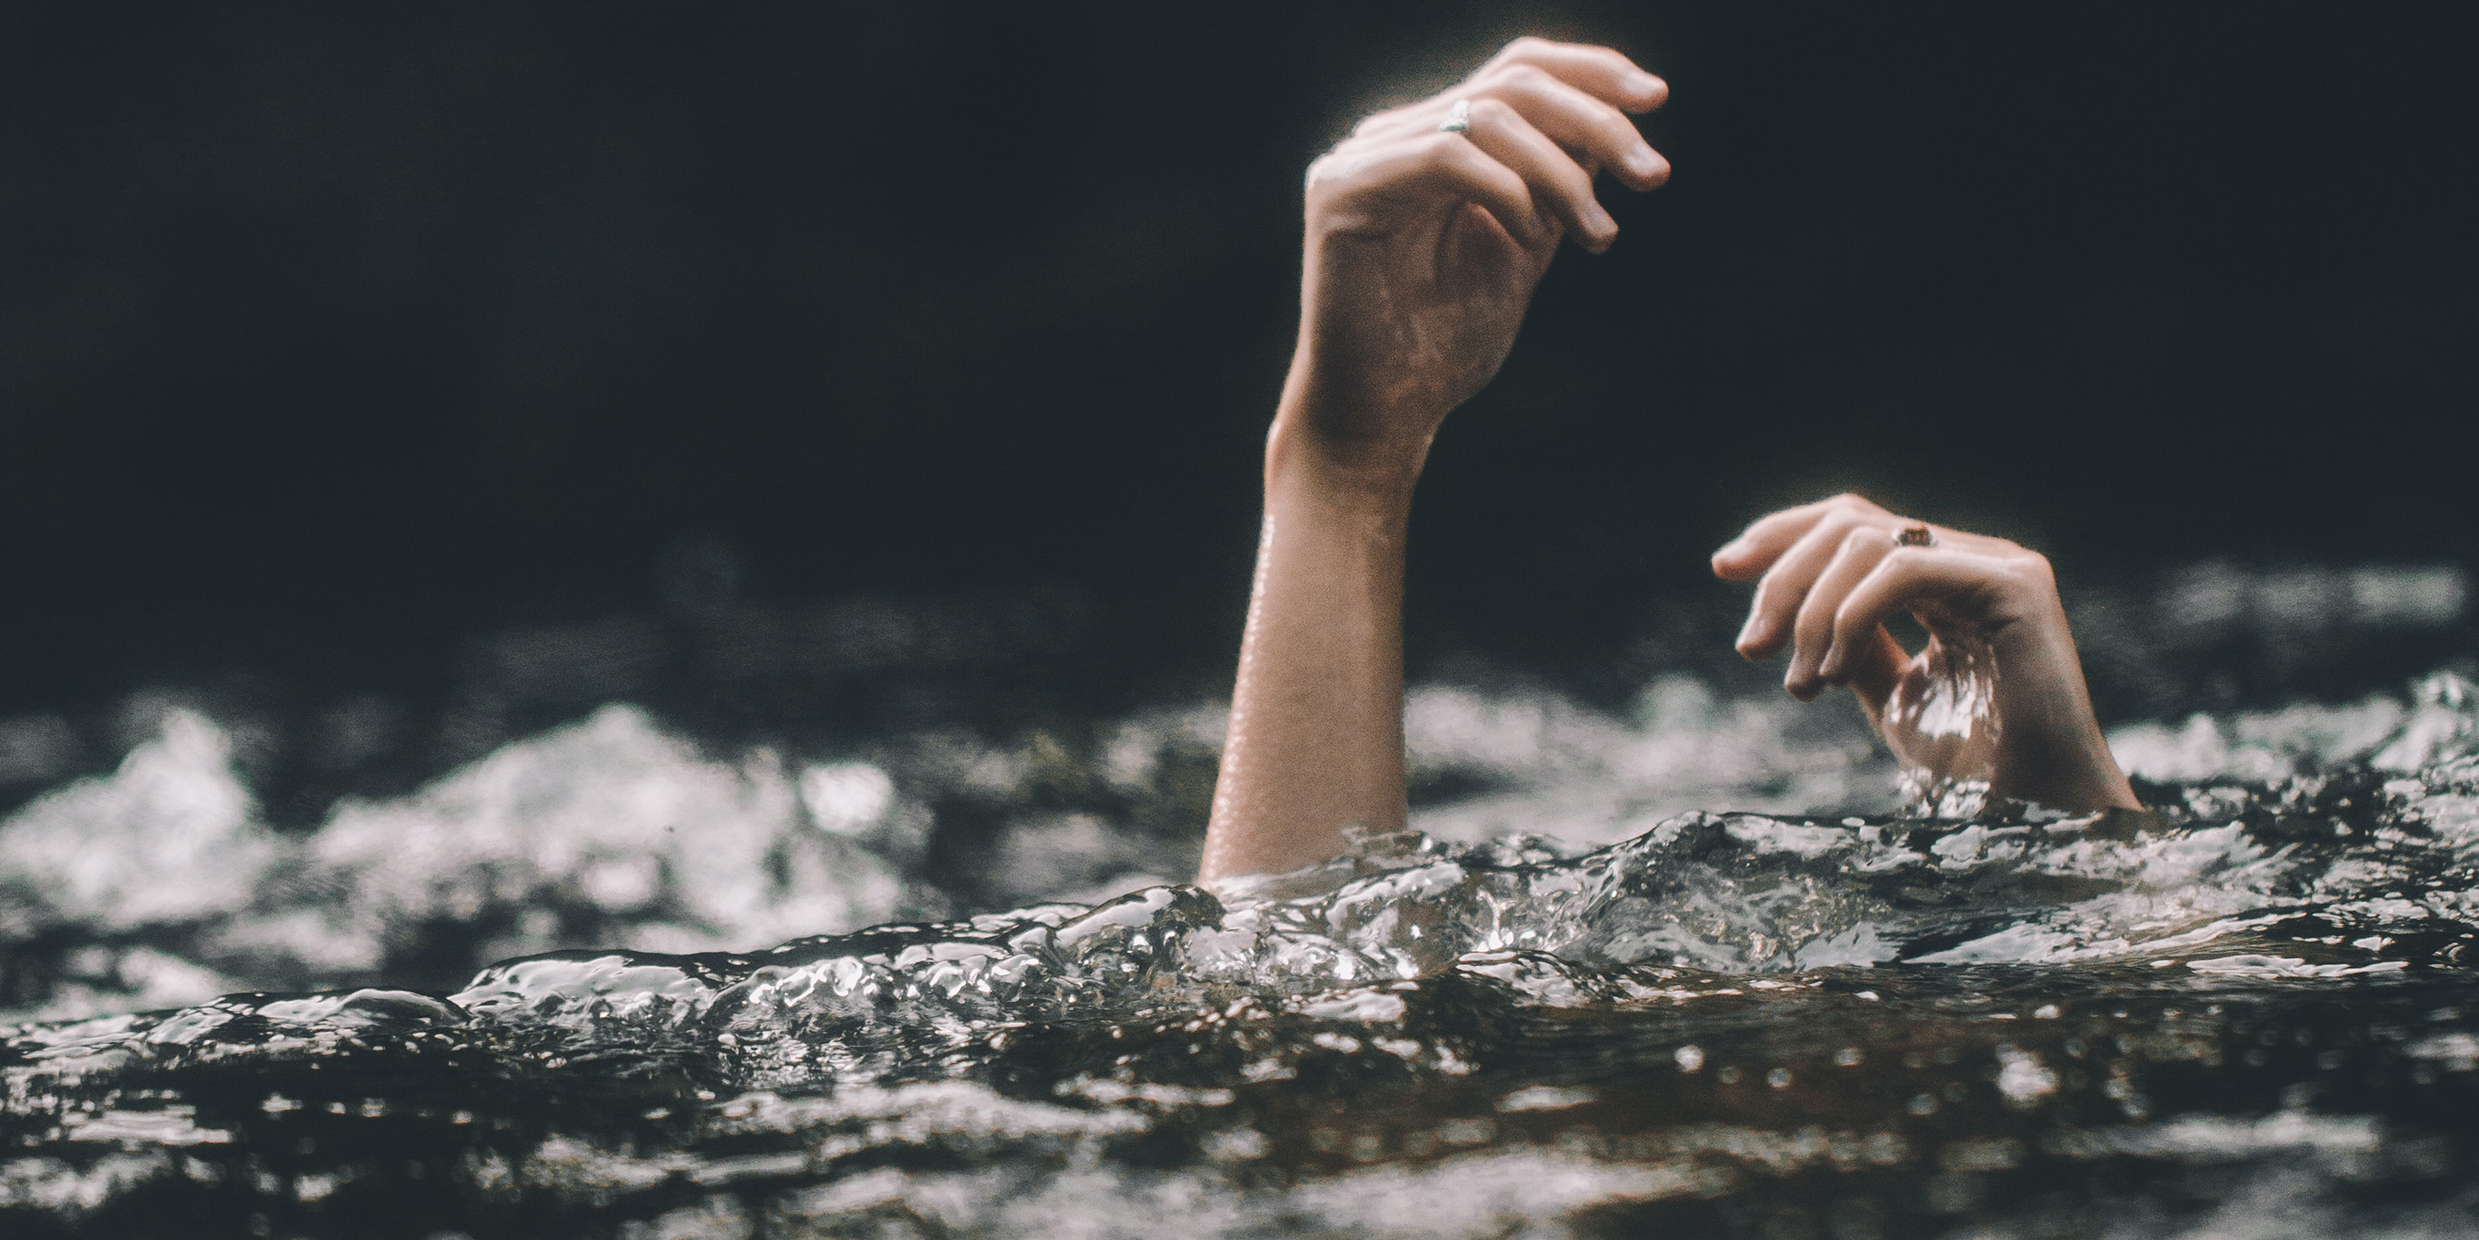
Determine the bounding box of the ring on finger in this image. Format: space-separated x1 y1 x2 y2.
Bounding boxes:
1895 524 1936 548
1439 98 1472 133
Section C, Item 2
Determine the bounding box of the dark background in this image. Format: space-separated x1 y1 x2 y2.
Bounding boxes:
0 2 2473 804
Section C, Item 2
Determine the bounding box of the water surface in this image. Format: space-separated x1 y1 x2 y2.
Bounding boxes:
6 575 2479 1237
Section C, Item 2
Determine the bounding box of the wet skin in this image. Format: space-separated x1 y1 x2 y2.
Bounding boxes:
1713 494 2139 813
1202 38 1670 884
1199 40 2133 887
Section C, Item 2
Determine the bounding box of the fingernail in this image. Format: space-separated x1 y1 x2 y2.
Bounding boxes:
1588 202 1618 241
1735 615 1767 651
1631 72 1665 100
1625 144 1662 179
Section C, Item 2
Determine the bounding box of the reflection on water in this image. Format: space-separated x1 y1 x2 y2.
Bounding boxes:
5 567 2479 1237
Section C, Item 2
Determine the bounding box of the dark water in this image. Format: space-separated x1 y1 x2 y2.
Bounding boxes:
7 569 2479 1237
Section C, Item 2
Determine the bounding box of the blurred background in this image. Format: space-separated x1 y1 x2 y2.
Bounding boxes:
0 0 2472 830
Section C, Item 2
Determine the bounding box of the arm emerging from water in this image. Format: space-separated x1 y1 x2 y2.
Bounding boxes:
1713 495 2140 812
1198 40 1672 884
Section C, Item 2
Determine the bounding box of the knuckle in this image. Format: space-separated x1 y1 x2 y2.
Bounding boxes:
1750 575 1792 612
1447 149 1510 195
1496 62 1554 91
1363 103 1430 137
1304 148 1375 196
1426 137 1506 189
1469 96 1518 126
1798 594 1836 634
1812 509 1862 540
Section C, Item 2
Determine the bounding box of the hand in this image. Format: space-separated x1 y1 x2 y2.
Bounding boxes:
1200 41 1668 883
1712 494 2139 812
1275 38 1670 495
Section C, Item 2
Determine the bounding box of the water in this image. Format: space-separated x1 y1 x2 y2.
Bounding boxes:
7 569 2479 1237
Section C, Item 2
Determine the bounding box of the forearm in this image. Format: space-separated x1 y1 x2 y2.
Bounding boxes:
1198 417 1417 883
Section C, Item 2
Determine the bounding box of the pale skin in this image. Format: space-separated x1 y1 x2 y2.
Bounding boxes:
1713 496 2138 813
1197 40 2133 886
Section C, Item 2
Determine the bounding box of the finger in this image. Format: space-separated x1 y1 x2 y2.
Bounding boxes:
1456 98 1614 250
1470 65 1668 189
1421 135 1556 247
1712 494 1889 582
1843 625 1911 713
1822 548 2017 683
1313 131 1551 246
1483 37 1669 113
1786 526 1896 700
1736 507 1872 659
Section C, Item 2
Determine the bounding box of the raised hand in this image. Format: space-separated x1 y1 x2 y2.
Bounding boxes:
1278 38 1670 493
1201 40 1670 883
1712 495 2139 813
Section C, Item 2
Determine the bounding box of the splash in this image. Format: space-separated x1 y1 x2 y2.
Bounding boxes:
8 666 2479 1235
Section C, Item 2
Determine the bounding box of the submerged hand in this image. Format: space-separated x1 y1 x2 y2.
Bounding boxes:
1279 38 1669 493
1712 495 2139 812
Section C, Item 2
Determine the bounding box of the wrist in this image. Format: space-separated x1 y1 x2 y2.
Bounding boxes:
1986 612 2141 810
1264 442 1417 542
1265 391 1436 511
